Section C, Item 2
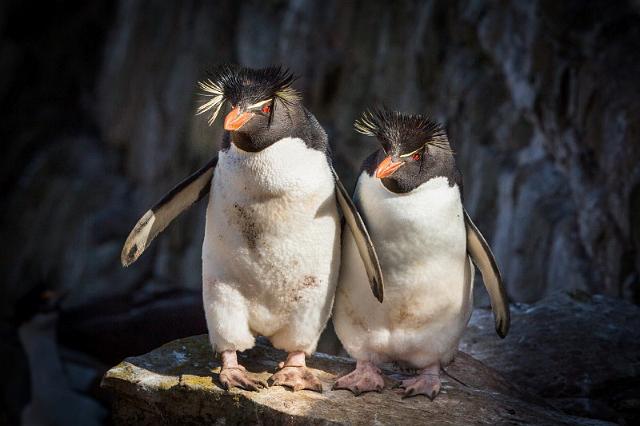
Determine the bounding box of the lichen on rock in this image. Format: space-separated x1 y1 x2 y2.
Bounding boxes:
102 335 609 425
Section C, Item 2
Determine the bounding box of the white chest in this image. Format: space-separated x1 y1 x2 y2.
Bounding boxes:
356 174 466 276
215 138 332 199
333 173 472 364
203 138 340 286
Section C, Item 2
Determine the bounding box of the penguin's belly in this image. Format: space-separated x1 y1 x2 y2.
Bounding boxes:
203 138 340 340
334 174 472 366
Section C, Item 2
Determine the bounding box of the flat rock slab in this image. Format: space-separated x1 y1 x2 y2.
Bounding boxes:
102 335 608 425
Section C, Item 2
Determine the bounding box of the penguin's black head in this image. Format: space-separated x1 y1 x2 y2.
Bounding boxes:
197 64 303 152
355 108 458 193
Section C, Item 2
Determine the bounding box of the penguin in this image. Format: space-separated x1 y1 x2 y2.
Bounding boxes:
332 108 509 398
120 65 383 393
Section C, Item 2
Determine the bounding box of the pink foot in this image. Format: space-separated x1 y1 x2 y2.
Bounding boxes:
333 360 385 395
268 351 323 392
218 350 266 391
396 364 441 399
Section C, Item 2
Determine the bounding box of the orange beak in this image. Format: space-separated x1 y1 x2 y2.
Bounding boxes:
375 156 404 178
224 107 254 131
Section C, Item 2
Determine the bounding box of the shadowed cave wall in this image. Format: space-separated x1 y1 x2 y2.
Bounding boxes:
1 0 640 423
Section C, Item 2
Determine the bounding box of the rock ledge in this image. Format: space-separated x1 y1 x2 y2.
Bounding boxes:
102 335 608 425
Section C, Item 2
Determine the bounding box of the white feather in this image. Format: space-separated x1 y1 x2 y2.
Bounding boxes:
196 79 226 125
202 138 341 355
334 173 473 368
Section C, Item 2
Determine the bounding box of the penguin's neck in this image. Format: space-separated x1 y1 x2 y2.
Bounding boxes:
231 132 269 152
219 137 331 198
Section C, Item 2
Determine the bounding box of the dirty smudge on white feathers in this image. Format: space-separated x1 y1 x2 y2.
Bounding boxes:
334 173 473 368
202 137 341 356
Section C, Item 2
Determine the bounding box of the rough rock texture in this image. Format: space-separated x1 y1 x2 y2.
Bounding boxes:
461 291 640 424
3 0 640 318
93 0 640 304
102 335 609 425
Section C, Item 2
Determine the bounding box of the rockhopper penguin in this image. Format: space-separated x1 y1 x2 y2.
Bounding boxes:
332 108 509 398
120 65 383 393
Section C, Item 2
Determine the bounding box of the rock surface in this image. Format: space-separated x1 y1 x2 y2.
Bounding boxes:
102 335 609 425
461 291 640 424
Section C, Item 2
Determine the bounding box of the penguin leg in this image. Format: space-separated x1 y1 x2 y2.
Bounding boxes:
218 351 267 391
396 363 441 400
268 351 323 392
332 360 385 395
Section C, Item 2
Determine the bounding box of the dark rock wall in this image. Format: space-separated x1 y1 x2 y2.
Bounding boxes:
2 0 640 314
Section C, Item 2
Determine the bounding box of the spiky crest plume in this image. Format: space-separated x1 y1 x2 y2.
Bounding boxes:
355 107 452 155
196 64 300 125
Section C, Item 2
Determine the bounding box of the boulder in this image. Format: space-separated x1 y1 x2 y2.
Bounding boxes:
102 335 609 425
461 291 640 423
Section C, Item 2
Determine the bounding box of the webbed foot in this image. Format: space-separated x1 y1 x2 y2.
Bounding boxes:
268 366 323 392
332 360 384 395
396 364 441 399
219 366 266 391
217 350 266 392
268 351 322 392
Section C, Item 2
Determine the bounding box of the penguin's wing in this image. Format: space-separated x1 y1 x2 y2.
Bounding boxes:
464 209 510 337
331 166 384 302
121 156 218 267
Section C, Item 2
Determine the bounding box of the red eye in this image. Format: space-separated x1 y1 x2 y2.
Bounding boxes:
412 152 421 161
262 104 271 114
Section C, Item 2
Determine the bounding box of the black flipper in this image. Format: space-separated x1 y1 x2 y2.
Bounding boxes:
121 156 218 267
464 209 510 337
331 166 384 302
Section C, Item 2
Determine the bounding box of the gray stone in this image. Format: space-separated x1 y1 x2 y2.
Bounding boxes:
102 335 610 425
461 291 640 423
